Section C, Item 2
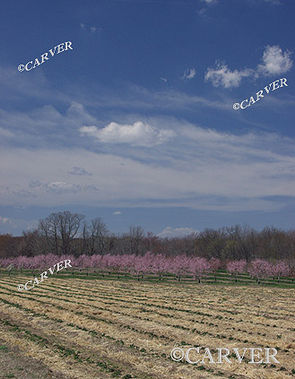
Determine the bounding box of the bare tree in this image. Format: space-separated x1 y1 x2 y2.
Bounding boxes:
0 234 20 258
20 230 45 256
88 218 109 254
129 226 145 255
38 211 84 255
39 216 59 254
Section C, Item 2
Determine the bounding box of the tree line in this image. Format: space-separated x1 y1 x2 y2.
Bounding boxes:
0 211 294 263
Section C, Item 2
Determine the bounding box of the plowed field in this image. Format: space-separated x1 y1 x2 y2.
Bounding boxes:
0 276 294 378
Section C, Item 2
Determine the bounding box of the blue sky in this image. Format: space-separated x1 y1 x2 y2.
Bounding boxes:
1 0 295 237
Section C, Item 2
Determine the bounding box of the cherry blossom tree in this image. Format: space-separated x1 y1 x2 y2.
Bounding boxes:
226 260 247 282
189 257 210 283
169 255 191 281
248 259 272 284
150 253 170 281
209 257 221 282
271 261 290 282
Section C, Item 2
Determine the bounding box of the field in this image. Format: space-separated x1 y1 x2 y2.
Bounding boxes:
0 274 294 379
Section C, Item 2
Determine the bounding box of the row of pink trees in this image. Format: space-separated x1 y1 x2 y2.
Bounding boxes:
226 259 291 283
74 253 222 281
0 253 220 281
0 254 75 271
248 259 291 283
0 253 293 283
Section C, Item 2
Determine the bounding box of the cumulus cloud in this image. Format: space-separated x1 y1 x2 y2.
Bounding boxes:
113 211 122 215
205 64 253 88
157 226 198 238
80 121 176 147
205 45 293 88
257 45 293 76
182 68 196 80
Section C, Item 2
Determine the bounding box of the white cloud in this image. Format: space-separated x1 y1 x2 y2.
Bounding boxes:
205 64 253 88
90 26 96 33
0 60 294 214
160 77 168 83
80 121 176 147
157 226 198 238
202 0 217 4
1 117 295 212
182 68 196 80
205 45 293 88
113 211 122 215
257 45 293 76
0 101 97 149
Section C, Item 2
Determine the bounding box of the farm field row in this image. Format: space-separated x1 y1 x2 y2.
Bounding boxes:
0 275 294 378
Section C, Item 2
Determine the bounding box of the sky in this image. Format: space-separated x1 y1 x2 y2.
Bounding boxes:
0 0 295 237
